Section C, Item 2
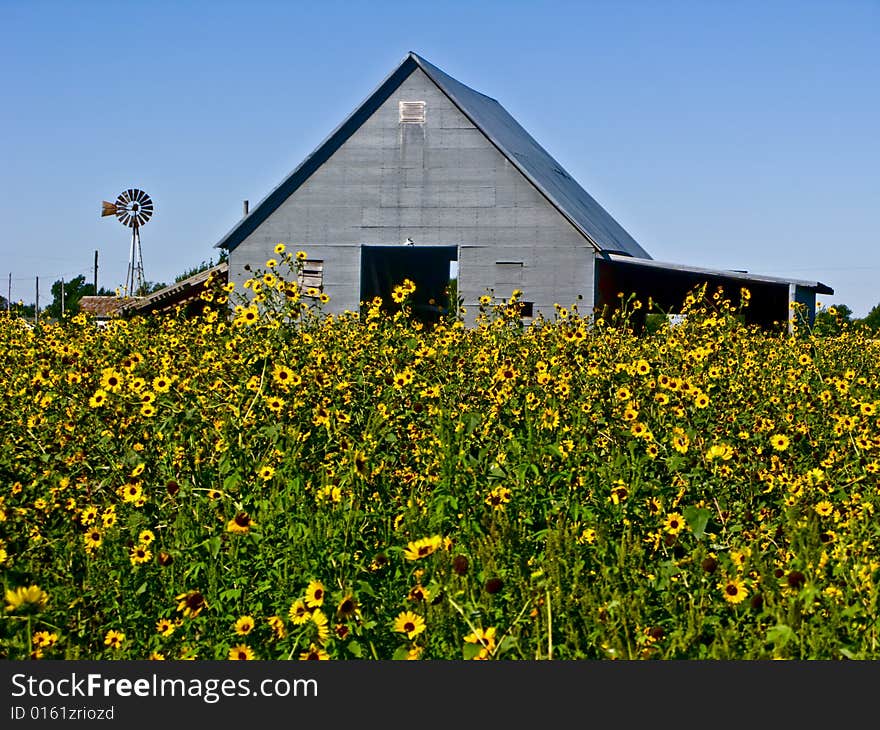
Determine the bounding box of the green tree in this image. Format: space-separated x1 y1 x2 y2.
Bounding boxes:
44 276 114 320
813 303 854 336
858 302 880 333
174 252 227 284
140 281 169 295
11 300 36 322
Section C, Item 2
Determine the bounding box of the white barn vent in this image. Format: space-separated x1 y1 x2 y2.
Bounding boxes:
298 260 324 293
399 101 426 123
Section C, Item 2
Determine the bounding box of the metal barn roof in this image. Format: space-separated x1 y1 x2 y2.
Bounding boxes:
604 253 834 294
411 54 650 258
215 52 649 259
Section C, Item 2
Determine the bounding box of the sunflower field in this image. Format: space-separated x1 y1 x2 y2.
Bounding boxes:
2 247 879 661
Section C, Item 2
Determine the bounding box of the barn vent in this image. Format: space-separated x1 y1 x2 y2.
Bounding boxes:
399 101 426 124
298 260 324 294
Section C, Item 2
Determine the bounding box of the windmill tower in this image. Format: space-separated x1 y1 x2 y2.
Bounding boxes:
101 188 153 296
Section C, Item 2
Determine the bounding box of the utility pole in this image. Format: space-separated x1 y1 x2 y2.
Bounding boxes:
61 277 65 318
6 273 10 314
94 250 98 293
35 276 39 326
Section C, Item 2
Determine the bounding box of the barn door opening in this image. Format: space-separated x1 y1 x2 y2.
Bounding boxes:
360 245 458 324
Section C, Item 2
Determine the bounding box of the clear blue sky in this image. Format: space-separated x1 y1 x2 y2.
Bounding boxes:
2 0 878 315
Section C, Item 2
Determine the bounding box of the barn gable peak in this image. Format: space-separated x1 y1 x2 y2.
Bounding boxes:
215 52 649 259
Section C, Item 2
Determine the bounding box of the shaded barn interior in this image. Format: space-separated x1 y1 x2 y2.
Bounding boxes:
360 245 457 323
595 257 828 331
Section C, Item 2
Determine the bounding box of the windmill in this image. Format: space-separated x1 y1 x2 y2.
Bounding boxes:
101 188 153 297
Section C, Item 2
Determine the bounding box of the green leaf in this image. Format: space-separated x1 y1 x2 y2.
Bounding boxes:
496 635 518 656
766 624 794 647
462 642 483 660
392 645 412 660
223 473 241 492
347 640 363 658
683 506 711 539
207 536 221 559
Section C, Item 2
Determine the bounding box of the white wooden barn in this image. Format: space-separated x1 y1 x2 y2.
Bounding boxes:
214 52 832 329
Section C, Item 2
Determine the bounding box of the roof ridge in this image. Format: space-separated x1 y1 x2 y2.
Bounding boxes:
409 55 649 258
215 53 649 259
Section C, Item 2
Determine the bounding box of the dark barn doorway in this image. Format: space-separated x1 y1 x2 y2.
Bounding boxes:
360 245 458 324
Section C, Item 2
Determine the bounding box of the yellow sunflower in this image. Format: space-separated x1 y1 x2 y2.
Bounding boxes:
720 576 749 605
393 610 426 640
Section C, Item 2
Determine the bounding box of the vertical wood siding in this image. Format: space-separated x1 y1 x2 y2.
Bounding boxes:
229 69 595 322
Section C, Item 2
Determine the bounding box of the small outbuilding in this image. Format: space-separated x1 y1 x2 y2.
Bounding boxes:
123 262 228 318
77 296 131 325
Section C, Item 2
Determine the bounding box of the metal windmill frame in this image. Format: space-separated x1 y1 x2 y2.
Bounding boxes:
101 188 153 296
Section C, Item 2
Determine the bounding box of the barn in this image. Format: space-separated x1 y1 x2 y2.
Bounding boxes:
214 52 832 330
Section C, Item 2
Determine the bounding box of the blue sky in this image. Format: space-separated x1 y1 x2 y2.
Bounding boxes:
2 0 878 315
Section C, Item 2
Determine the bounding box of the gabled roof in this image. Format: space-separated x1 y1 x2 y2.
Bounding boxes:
215 52 649 259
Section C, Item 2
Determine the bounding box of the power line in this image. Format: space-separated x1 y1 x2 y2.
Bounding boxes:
8 271 89 283
759 266 880 273
4 263 103 306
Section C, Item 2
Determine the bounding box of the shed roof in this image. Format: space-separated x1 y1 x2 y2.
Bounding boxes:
215 52 649 259
604 253 834 294
78 296 132 317
126 262 228 314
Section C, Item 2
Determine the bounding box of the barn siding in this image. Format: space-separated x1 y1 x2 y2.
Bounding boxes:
228 69 595 322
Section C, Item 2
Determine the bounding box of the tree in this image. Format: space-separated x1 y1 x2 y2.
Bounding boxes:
812 303 855 336
140 281 169 295
174 252 226 284
44 276 114 320
10 300 36 322
859 302 880 333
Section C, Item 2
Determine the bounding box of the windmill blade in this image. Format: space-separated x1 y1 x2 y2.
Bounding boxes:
105 188 153 227
136 191 153 225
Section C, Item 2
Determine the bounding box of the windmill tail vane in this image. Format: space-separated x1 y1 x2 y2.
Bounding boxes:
100 188 153 297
